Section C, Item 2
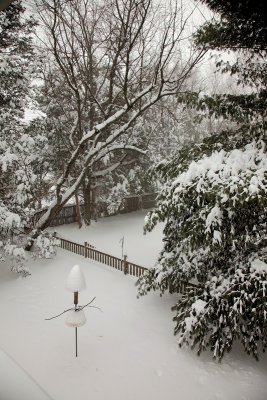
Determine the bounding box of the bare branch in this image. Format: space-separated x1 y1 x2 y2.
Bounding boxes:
45 296 99 320
30 0 206 234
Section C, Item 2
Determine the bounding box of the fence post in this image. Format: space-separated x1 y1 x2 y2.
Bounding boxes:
84 242 87 258
123 255 128 275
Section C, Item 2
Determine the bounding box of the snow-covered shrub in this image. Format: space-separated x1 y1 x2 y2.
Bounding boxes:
106 180 130 215
103 166 145 216
172 260 267 360
137 127 267 360
2 241 29 276
0 203 30 276
0 3 54 274
35 231 60 259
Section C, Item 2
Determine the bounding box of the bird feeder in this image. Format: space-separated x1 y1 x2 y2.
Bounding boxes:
65 309 86 328
66 265 87 356
45 264 98 358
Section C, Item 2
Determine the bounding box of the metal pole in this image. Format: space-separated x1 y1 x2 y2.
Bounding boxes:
75 327 78 357
74 291 78 357
120 236 124 260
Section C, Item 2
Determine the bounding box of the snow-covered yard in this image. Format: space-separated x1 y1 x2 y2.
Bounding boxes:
0 211 267 400
54 210 163 267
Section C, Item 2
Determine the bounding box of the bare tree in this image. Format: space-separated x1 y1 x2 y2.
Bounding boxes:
27 0 205 246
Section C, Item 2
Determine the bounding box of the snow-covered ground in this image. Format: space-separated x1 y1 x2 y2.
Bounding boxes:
54 210 164 267
0 211 267 400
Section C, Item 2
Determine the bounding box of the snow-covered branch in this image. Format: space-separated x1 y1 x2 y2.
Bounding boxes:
30 0 205 232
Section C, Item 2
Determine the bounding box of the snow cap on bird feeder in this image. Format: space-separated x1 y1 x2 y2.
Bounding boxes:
66 264 86 292
66 309 87 327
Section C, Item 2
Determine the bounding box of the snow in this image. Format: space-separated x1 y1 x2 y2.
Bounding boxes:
65 309 87 328
0 148 18 172
192 299 207 314
250 259 267 273
183 300 207 332
213 230 222 243
24 108 46 122
4 212 21 228
184 316 197 331
66 265 86 292
205 205 222 232
54 210 164 268
0 212 267 400
173 141 267 191
13 247 26 258
0 347 52 400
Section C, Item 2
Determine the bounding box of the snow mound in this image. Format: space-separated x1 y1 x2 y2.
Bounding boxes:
66 265 86 292
250 259 267 273
65 309 87 328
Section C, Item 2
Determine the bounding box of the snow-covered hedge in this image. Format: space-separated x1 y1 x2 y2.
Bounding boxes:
35 231 60 259
137 127 267 360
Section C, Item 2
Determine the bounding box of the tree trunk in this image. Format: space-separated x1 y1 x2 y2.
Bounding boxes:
82 177 92 226
25 203 65 251
75 191 83 228
91 186 97 222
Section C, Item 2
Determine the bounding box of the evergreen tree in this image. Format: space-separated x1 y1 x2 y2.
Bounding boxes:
195 0 267 52
137 0 267 360
0 1 54 274
137 126 267 359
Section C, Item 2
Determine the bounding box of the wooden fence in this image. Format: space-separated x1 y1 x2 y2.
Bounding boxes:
34 205 79 227
59 237 147 277
122 193 157 213
58 237 198 294
34 193 158 228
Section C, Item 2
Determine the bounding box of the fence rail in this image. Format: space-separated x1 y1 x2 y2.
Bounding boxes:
59 237 146 277
58 237 198 294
